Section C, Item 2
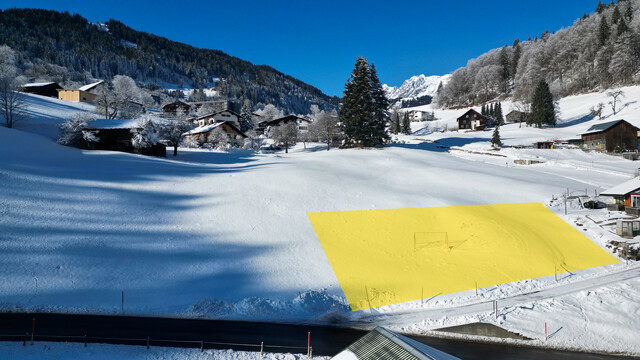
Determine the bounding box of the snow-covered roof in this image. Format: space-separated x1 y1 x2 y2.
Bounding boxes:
185 121 224 135
333 327 459 360
85 119 141 130
23 82 57 87
600 177 640 196
78 80 104 92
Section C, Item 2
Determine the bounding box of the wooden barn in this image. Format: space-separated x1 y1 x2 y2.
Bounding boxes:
581 119 639 153
163 101 192 115
21 82 63 98
506 110 528 123
457 109 486 131
184 121 247 147
83 119 166 157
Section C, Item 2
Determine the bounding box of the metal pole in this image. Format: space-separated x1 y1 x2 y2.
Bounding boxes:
260 341 263 355
30 318 35 345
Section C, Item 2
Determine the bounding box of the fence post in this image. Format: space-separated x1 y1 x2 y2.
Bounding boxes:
310 346 313 359
200 340 204 352
30 318 35 345
146 337 150 350
307 332 311 357
260 341 264 355
545 322 547 341
84 334 87 347
23 333 27 346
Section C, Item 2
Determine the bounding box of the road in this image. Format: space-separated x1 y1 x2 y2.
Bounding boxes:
351 265 640 328
0 313 636 359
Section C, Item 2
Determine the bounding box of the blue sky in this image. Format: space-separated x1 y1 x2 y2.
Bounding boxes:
2 0 600 96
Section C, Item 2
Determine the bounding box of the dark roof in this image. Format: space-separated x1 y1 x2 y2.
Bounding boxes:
456 109 486 121
265 115 311 127
186 121 247 138
163 101 192 111
583 119 639 135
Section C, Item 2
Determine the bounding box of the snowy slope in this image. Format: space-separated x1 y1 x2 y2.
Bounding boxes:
383 74 450 101
2 86 640 355
17 93 96 140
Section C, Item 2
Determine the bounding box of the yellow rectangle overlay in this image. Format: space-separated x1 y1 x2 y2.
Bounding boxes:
308 203 618 311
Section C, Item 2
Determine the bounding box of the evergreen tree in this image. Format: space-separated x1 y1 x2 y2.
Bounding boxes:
596 0 607 13
491 124 503 148
481 104 486 116
369 63 390 142
391 109 400 134
402 111 411 135
612 6 622 24
495 102 504 126
599 17 611 47
239 99 254 132
511 40 521 79
489 103 495 117
625 3 633 20
617 17 629 35
340 56 389 147
529 80 556 128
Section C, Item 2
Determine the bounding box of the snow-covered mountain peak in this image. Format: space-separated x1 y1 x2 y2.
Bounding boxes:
384 74 451 101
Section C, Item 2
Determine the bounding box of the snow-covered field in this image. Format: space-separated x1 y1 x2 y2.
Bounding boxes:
2 90 640 356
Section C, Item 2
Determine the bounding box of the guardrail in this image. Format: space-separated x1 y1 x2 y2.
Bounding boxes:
0 333 313 357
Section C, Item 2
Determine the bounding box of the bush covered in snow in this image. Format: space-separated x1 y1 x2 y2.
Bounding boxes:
57 113 98 148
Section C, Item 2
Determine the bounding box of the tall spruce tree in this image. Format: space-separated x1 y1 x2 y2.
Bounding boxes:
239 99 254 133
529 79 557 128
391 109 400 134
495 102 504 126
402 111 411 135
481 104 486 116
341 57 389 147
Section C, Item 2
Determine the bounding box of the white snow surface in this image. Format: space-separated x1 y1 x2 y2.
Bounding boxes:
2 88 640 355
0 342 328 360
383 74 451 101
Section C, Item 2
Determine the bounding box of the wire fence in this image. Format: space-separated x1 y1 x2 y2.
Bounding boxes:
0 333 313 357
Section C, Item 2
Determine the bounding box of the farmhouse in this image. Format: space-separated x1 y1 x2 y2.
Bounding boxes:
20 82 63 98
184 121 247 147
506 110 528 123
264 115 312 134
57 80 105 104
163 101 192 115
581 119 639 153
407 110 435 122
83 119 166 157
457 109 486 131
195 110 241 127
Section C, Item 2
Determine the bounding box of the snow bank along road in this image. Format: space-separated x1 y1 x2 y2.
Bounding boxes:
0 313 635 359
352 265 640 328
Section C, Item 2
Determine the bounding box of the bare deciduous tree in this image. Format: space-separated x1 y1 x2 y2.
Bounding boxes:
0 76 27 128
607 90 625 115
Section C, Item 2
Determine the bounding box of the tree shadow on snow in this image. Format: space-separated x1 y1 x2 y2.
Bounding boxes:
389 137 488 153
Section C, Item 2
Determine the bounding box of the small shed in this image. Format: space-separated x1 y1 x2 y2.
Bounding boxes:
601 176 640 210
84 119 166 157
581 119 639 152
534 141 554 149
616 219 640 238
21 82 63 97
456 109 486 131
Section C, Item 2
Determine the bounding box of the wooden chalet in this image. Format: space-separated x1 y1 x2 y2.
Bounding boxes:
21 82 63 98
184 121 247 147
83 119 166 157
506 110 528 123
264 115 312 135
457 109 486 131
163 101 192 115
581 119 639 153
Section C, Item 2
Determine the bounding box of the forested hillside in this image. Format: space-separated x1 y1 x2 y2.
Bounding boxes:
0 8 339 113
437 0 640 107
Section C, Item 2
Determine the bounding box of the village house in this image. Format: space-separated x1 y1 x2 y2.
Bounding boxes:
162 100 192 115
600 176 640 212
264 115 312 135
194 110 241 128
457 109 486 131
57 81 105 104
184 121 247 147
581 119 639 153
20 82 63 98
83 119 166 157
407 110 435 122
506 110 528 123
